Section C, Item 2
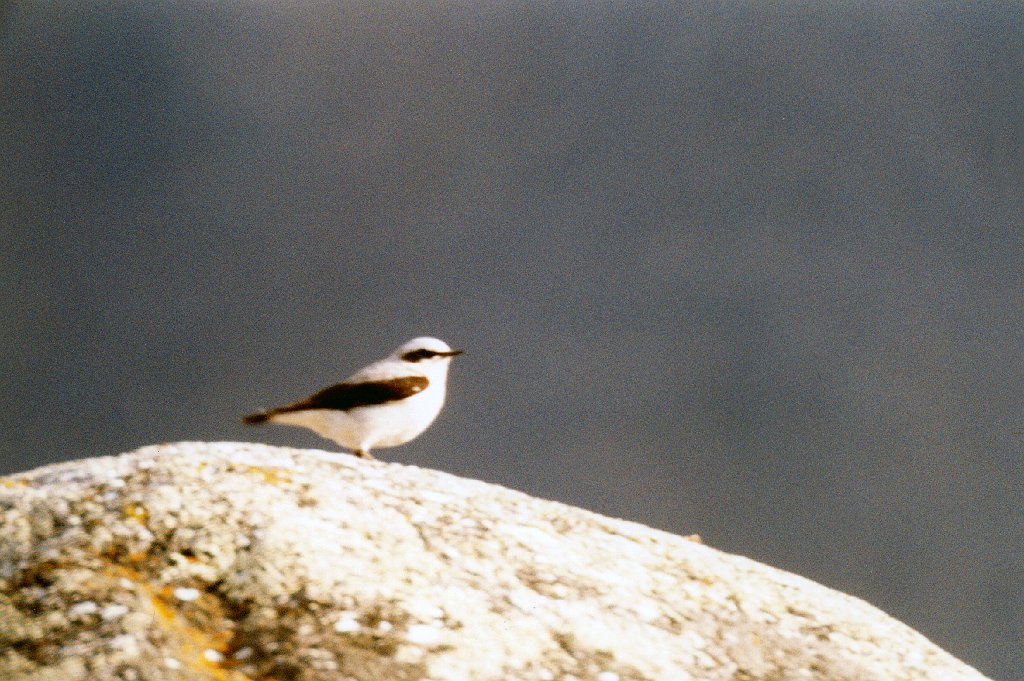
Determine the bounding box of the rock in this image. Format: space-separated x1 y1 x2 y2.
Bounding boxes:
0 442 990 681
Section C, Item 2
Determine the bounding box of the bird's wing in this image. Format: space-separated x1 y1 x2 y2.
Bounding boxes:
268 375 430 414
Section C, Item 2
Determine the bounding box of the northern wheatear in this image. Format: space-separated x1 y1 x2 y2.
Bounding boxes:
243 337 462 459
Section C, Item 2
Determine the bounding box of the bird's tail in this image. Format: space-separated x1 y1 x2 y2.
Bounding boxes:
242 412 271 425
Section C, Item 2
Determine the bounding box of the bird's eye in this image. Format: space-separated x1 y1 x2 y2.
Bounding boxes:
401 349 437 362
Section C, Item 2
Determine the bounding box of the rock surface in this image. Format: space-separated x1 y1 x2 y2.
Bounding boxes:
0 442 990 681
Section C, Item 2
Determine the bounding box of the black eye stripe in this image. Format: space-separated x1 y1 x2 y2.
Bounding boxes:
401 349 439 362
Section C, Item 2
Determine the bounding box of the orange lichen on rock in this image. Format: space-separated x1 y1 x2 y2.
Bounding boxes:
123 502 150 524
238 465 293 486
145 582 249 681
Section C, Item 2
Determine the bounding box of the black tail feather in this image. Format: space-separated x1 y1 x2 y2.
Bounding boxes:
242 412 270 425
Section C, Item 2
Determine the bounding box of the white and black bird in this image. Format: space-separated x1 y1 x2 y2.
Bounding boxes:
243 337 462 459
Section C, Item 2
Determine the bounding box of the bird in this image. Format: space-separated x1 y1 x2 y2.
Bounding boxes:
243 336 462 459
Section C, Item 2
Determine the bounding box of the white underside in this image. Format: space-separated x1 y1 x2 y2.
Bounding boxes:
268 385 447 453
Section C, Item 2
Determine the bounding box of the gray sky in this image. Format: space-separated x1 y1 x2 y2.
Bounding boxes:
3 3 1022 678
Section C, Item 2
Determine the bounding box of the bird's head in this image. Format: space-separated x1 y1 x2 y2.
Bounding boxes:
393 337 463 369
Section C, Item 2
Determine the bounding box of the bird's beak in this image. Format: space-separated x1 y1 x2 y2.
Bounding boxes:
443 349 464 357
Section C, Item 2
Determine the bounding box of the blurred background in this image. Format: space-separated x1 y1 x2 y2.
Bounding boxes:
2 2 1021 678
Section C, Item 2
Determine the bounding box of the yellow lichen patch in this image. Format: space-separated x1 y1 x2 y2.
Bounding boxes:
0 477 28 489
95 566 249 681
123 503 150 524
146 584 250 681
238 465 292 486
103 563 145 582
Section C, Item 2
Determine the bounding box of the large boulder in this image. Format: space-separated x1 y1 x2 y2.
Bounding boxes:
0 442 989 681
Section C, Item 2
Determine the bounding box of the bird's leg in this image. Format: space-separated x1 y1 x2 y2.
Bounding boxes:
352 448 376 460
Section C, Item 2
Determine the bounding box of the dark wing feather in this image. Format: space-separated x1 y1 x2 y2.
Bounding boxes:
273 376 429 415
